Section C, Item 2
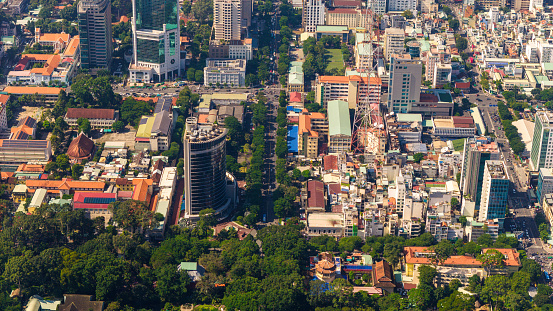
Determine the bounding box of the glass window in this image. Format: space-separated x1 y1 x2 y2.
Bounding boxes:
169 33 176 56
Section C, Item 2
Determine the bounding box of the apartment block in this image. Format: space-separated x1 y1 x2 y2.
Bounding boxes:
387 57 422 113
388 0 417 13
214 0 242 41
78 0 112 71
530 111 553 170
537 168 553 204
315 75 382 109
384 28 405 60
303 0 325 32
478 161 509 228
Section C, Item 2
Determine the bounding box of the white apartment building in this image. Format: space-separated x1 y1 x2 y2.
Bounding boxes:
384 28 405 60
314 75 382 109
367 0 387 15
389 174 408 214
526 41 539 63
214 0 242 41
433 63 452 88
387 57 422 113
538 168 553 204
303 0 325 32
203 59 246 87
488 7 500 23
538 39 553 64
388 0 417 13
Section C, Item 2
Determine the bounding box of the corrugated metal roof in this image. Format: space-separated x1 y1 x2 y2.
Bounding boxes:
328 100 351 136
152 111 171 135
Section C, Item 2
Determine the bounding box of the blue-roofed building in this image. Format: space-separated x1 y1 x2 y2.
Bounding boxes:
288 125 299 153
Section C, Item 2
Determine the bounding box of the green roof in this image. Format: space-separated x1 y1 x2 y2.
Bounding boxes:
178 262 198 271
397 113 422 123
362 255 373 265
328 100 351 136
536 75 550 84
288 72 304 85
437 92 452 103
316 25 348 32
422 120 434 127
418 40 431 52
290 61 304 67
543 63 553 71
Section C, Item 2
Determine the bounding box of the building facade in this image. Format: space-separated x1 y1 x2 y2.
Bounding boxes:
384 28 405 60
182 117 233 221
129 0 180 83
387 57 422 113
78 0 113 71
538 168 553 204
203 59 246 87
214 0 242 41
531 111 553 170
328 100 351 153
303 0 325 32
478 161 509 227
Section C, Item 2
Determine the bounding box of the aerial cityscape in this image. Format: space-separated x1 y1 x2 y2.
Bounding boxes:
0 0 551 309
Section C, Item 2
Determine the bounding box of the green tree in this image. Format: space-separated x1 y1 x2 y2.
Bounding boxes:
156 265 190 304
111 121 125 132
481 274 510 310
71 164 84 180
438 291 475 311
418 265 437 287
402 9 414 19
413 153 425 163
77 117 91 135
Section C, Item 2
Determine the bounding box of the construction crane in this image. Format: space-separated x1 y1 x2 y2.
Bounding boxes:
350 7 383 161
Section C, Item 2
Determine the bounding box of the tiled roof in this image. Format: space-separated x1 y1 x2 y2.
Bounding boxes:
3 86 64 95
26 178 105 192
307 180 325 208
67 133 94 159
65 108 115 120
404 246 521 267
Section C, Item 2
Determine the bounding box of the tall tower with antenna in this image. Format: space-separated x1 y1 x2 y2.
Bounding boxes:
350 8 383 161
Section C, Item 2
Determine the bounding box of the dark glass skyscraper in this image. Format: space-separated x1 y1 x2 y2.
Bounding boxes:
78 0 113 71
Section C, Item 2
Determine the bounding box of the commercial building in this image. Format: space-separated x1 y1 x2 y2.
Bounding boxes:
432 116 476 137
478 161 509 227
460 137 500 216
78 0 113 71
203 59 246 87
315 75 382 109
403 247 521 286
531 111 553 170
328 100 351 153
433 63 452 88
306 213 344 237
367 0 387 14
542 193 553 227
182 117 235 221
73 192 116 220
208 39 253 61
537 168 553 204
298 112 327 158
388 0 417 12
384 28 405 60
476 0 507 10
129 0 180 83
214 0 242 41
387 57 422 113
135 96 173 152
303 0 325 32
64 108 117 129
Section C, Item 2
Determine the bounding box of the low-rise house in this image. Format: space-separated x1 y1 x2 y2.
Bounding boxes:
57 294 104 311
26 179 105 197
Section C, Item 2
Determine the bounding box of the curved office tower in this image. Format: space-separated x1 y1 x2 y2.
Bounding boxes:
183 117 231 221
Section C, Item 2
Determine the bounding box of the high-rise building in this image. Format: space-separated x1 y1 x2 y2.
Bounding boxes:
384 28 405 60
303 0 325 32
478 160 509 227
214 0 242 41
388 0 417 13
78 0 112 71
182 117 234 221
129 0 180 83
460 137 500 214
387 56 422 113
367 0 387 15
537 168 553 204
530 111 553 170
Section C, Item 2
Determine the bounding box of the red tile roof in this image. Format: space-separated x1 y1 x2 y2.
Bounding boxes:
290 92 302 102
307 180 325 208
65 108 115 120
